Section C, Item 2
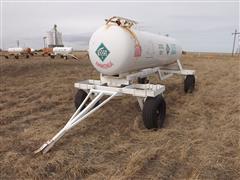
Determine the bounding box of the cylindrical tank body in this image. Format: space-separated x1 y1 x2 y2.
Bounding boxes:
89 25 182 75
53 47 73 55
8 47 23 53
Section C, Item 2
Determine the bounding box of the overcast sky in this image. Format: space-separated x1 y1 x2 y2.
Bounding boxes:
1 1 239 52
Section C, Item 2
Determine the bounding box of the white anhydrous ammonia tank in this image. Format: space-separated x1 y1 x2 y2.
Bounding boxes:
8 47 24 53
53 47 73 55
89 25 182 75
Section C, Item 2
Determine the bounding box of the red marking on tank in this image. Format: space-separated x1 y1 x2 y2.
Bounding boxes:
96 61 113 69
135 44 142 57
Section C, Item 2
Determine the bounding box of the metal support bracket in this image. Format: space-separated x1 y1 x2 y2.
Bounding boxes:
136 97 145 111
158 59 195 80
34 89 118 154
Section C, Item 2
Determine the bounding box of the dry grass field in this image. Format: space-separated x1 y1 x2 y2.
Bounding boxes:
0 52 239 179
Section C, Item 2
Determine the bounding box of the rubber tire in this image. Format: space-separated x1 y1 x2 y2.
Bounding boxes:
74 90 87 110
15 55 19 59
142 95 166 129
5 56 9 59
50 55 55 59
26 54 29 58
137 77 149 84
74 90 100 110
184 75 195 93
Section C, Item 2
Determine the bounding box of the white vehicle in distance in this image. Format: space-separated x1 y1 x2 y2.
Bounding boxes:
51 47 78 60
6 47 34 59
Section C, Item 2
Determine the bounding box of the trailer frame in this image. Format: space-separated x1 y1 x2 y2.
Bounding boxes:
34 59 195 154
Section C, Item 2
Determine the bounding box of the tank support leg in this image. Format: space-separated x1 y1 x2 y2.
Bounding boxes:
158 59 195 80
34 89 118 154
136 97 144 111
176 59 183 71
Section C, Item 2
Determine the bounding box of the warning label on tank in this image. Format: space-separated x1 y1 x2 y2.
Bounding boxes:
158 44 164 55
170 44 177 55
166 44 170 55
95 43 110 62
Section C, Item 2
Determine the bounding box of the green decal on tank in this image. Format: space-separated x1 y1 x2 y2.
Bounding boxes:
95 43 110 62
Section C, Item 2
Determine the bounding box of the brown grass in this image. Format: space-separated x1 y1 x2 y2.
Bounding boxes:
0 52 239 179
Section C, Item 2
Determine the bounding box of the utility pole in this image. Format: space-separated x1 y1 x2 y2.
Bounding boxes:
232 29 240 56
237 35 240 56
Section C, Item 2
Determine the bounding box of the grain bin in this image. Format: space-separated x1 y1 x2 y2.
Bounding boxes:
46 24 64 48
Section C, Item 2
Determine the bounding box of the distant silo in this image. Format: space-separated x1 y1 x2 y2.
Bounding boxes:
46 24 64 48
